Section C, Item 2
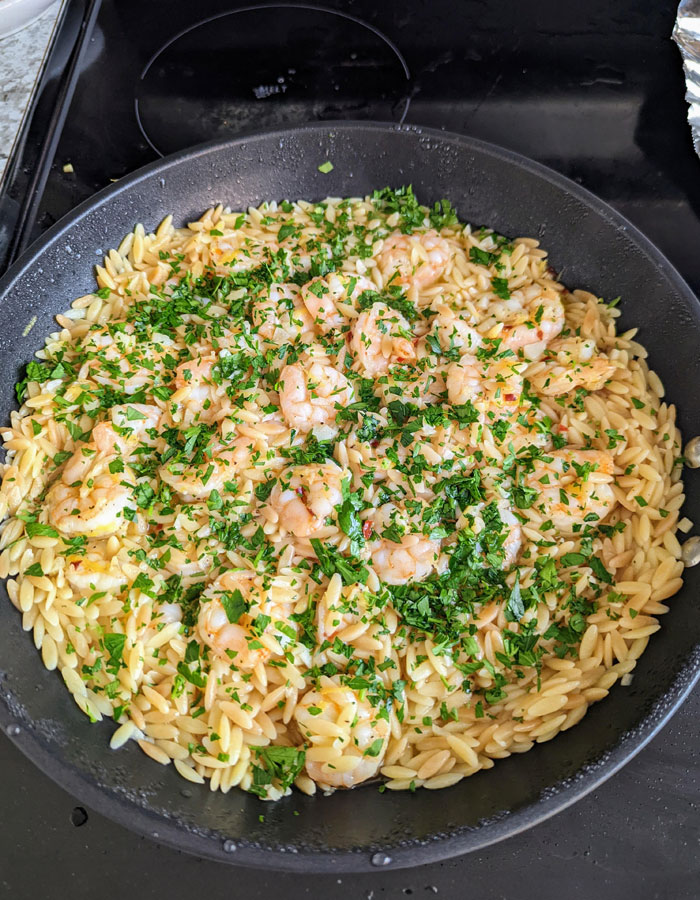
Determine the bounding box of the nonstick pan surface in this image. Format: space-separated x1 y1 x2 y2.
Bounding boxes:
0 123 699 872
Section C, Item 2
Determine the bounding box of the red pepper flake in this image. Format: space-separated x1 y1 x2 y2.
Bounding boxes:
362 521 373 540
504 393 516 402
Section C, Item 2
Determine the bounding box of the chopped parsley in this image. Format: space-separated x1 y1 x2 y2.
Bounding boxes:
250 746 306 797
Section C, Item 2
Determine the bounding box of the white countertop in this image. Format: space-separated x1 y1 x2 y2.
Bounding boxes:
0 1 62 181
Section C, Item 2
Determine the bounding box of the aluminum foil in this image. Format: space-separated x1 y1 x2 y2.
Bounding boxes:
673 0 700 157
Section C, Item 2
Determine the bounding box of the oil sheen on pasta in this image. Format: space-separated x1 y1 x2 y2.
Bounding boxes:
0 187 687 800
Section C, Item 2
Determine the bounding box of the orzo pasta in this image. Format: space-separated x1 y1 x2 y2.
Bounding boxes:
0 187 687 800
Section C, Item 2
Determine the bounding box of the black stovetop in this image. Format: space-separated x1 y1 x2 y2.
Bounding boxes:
1 1 700 896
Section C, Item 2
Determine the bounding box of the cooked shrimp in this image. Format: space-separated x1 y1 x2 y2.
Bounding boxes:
79 325 173 394
58 404 161 492
92 404 163 455
49 414 140 537
172 332 261 422
375 367 447 410
295 675 390 789
483 290 565 359
532 337 616 396
158 438 253 501
198 573 268 668
197 570 291 668
47 473 133 538
377 230 450 289
278 357 354 433
301 273 374 335
370 515 441 585
64 552 126 594
267 462 344 539
210 232 278 273
173 356 219 417
61 441 103 486
471 499 522 568
500 406 557 453
525 448 616 534
351 302 416 376
430 303 482 356
251 283 314 344
446 352 524 415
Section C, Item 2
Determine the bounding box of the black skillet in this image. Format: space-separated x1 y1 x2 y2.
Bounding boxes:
0 123 699 872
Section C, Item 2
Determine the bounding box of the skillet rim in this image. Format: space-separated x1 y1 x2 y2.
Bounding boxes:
0 120 699 872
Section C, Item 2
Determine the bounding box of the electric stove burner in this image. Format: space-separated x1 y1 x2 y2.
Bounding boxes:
134 4 411 156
